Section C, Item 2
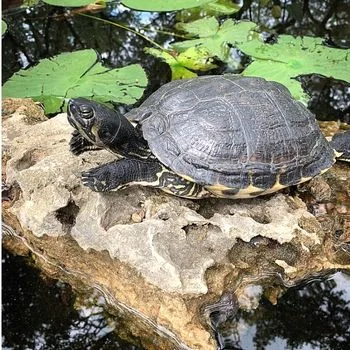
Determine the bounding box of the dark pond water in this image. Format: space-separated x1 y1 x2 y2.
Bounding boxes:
2 247 143 349
3 247 350 349
209 273 350 349
2 0 350 349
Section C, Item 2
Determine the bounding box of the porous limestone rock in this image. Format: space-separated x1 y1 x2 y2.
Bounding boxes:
3 100 349 350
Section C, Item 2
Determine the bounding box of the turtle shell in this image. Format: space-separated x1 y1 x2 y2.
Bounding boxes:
126 75 335 197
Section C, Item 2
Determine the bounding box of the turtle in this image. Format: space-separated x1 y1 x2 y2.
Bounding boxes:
67 74 350 199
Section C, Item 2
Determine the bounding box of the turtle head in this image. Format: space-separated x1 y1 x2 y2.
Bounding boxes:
67 98 149 157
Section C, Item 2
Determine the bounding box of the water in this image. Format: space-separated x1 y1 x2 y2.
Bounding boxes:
2 0 350 349
3 247 350 349
2 247 143 349
209 272 350 349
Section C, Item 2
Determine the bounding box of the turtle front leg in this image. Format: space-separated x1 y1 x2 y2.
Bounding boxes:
81 158 162 192
70 130 102 155
81 158 210 198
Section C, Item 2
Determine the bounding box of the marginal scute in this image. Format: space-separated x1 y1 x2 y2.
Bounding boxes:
251 172 278 190
219 188 240 196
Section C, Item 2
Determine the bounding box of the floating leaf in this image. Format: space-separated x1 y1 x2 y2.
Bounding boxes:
146 47 216 80
205 0 241 15
237 35 350 103
121 0 213 12
176 16 219 37
43 0 96 7
170 17 350 103
2 20 7 36
23 0 41 6
176 0 241 22
177 47 217 71
173 18 257 70
147 49 197 80
3 49 148 114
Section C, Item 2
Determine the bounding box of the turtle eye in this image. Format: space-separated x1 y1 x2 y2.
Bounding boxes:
80 105 94 119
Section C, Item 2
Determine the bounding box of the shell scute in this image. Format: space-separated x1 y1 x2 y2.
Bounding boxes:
127 75 335 191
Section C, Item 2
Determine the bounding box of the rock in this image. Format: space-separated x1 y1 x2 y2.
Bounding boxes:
3 99 350 349
2 97 46 122
307 176 332 202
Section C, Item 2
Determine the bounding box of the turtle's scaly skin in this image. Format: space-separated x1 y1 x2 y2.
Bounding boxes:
126 75 335 198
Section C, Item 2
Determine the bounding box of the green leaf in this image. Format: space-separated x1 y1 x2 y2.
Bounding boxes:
121 0 213 12
146 47 216 80
237 35 350 103
2 20 7 36
173 18 257 70
176 16 219 37
177 47 217 71
22 0 41 6
42 0 95 7
3 49 148 114
145 48 196 80
170 17 350 103
205 0 241 15
176 0 241 22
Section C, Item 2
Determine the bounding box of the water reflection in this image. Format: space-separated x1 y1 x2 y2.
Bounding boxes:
2 247 142 349
3 245 350 349
298 74 350 123
2 2 173 88
209 272 350 350
239 0 350 47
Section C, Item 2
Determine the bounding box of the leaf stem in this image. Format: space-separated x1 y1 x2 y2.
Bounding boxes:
141 26 191 39
78 13 166 51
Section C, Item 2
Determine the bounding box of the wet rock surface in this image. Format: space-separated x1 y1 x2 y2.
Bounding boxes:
3 99 350 350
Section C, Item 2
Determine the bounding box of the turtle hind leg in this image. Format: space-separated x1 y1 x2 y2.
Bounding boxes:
330 130 350 162
81 158 210 198
157 169 210 199
70 130 102 155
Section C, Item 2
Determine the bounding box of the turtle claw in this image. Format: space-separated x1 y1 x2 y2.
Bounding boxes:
70 131 89 155
70 131 101 155
81 169 108 192
81 165 121 192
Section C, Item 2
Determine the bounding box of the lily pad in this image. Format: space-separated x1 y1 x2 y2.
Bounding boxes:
3 49 148 114
2 20 7 36
173 18 257 70
43 0 96 7
145 49 196 80
176 0 241 22
22 0 40 7
170 17 350 103
121 0 213 12
204 0 241 15
145 47 216 80
237 35 350 103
